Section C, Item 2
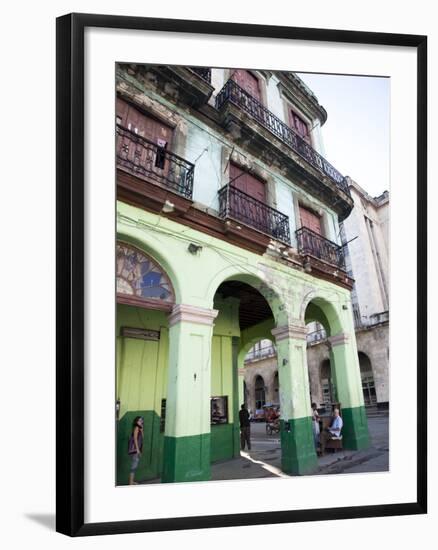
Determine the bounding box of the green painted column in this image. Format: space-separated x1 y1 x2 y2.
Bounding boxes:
272 323 318 475
328 333 370 450
162 304 218 483
232 337 241 458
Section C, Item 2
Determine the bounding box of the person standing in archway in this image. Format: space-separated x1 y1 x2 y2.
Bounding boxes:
128 416 144 485
239 404 251 451
311 402 321 453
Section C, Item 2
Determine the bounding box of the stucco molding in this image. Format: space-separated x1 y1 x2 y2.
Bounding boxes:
271 323 307 342
328 333 350 347
168 304 219 327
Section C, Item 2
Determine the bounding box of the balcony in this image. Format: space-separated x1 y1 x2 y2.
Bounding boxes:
116 125 194 200
307 328 327 345
189 67 212 83
245 343 277 363
296 227 346 270
215 79 353 221
218 184 291 244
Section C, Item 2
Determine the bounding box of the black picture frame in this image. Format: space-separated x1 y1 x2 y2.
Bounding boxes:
56 12 427 537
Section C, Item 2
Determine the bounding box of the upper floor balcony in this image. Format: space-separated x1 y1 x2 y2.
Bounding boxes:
296 226 346 271
215 79 353 221
189 67 212 84
124 64 214 108
244 342 277 363
116 124 194 200
218 183 291 245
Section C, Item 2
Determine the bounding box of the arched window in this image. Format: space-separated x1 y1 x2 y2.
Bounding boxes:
116 242 175 310
359 352 377 406
255 375 266 409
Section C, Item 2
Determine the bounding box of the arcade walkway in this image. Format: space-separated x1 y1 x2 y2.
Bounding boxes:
210 415 389 481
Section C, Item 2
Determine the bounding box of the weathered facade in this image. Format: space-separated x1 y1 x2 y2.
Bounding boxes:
244 180 389 411
115 64 369 485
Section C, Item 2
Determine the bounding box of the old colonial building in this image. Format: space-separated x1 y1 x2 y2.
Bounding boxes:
115 64 369 485
244 181 389 413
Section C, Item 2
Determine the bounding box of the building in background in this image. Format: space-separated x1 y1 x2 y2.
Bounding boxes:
244 180 389 413
115 64 370 484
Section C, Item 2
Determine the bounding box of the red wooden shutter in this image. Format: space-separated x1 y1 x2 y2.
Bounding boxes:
288 108 311 143
299 205 322 235
230 163 266 203
116 98 173 146
231 69 261 102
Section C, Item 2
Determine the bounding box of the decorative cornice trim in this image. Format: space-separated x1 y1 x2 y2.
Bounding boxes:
328 333 350 347
168 304 219 327
271 323 307 342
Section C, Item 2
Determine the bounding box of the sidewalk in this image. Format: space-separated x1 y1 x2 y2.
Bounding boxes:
211 415 389 480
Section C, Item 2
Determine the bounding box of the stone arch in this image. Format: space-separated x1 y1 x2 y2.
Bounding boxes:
301 291 344 337
241 337 277 413
301 290 369 450
206 266 287 326
358 351 377 406
238 334 276 365
254 374 266 409
320 358 334 407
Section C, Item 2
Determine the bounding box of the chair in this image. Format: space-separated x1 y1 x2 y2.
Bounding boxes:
325 433 343 452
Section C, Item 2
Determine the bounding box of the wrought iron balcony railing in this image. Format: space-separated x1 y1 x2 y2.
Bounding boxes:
245 344 277 362
296 227 346 270
218 184 291 244
215 79 349 194
116 125 194 200
189 67 212 83
307 328 328 344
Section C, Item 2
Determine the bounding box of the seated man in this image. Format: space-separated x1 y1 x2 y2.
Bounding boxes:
320 408 343 454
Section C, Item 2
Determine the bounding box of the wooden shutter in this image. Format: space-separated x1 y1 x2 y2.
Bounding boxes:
116 98 173 146
289 108 311 143
299 205 322 235
230 163 266 203
231 69 262 102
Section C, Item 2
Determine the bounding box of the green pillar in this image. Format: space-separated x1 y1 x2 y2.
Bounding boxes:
272 323 318 475
232 337 241 458
162 304 218 483
328 333 370 450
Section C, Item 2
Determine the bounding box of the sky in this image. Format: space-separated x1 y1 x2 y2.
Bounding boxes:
296 72 390 198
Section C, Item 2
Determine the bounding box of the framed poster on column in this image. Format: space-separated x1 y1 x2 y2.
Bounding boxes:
56 12 427 536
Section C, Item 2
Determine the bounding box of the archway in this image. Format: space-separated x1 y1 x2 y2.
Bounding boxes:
320 358 334 409
211 279 278 462
254 375 266 409
358 352 377 406
243 338 277 412
116 241 177 485
303 294 370 450
273 372 279 402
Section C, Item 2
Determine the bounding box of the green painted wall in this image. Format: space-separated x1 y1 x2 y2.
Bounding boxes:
116 306 169 484
117 299 241 484
116 201 370 482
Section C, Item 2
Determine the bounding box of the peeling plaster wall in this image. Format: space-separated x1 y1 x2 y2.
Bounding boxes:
116 66 341 244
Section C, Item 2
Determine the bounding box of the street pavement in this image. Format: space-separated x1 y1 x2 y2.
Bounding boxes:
210 415 389 480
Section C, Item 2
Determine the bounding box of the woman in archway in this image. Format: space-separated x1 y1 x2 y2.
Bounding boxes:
128 416 144 485
311 403 321 453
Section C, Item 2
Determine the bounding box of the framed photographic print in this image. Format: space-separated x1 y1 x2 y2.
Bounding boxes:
56 13 427 536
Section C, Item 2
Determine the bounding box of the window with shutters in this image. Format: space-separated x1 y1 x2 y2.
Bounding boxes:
299 204 322 235
229 163 266 203
116 98 174 148
288 108 311 144
230 69 262 103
